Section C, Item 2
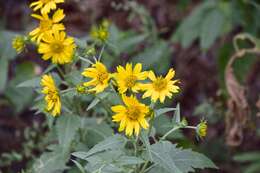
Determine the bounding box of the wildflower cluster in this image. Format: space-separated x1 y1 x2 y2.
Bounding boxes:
9 1 218 172
15 0 208 139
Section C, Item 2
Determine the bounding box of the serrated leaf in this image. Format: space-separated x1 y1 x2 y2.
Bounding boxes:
200 9 224 50
150 141 217 173
17 77 41 88
72 135 126 159
172 1 216 48
150 142 182 173
33 150 68 173
56 115 81 151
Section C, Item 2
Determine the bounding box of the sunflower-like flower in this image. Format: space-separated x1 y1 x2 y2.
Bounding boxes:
114 63 147 94
196 120 207 138
38 30 76 64
141 69 180 103
82 62 111 93
41 74 61 116
111 95 150 136
30 0 64 14
29 9 65 43
12 36 25 53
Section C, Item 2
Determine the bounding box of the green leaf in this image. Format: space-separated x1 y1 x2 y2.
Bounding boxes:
148 166 169 173
150 141 217 173
85 150 124 173
72 135 126 159
234 152 260 162
132 40 170 69
56 115 81 151
117 156 144 166
80 118 114 147
244 163 260 173
0 57 8 92
200 9 224 50
0 31 17 60
140 130 153 160
17 77 41 88
155 107 176 118
172 1 216 48
71 159 86 173
4 62 36 113
32 150 68 173
86 92 109 111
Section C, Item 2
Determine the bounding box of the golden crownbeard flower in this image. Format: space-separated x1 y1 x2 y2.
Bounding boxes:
82 62 111 93
114 63 147 94
196 120 207 138
38 30 76 64
29 9 65 43
90 20 110 42
12 36 25 53
41 74 61 116
141 69 180 103
30 0 64 14
111 95 150 136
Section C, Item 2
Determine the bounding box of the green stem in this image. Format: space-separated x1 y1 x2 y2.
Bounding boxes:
98 45 105 61
78 56 93 64
140 161 149 173
160 126 180 141
56 65 66 78
60 88 75 94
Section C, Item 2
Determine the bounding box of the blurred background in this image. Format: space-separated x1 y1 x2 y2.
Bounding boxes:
0 0 260 172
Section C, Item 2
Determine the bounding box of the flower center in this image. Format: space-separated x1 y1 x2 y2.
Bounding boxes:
125 75 137 88
40 19 52 31
51 42 64 53
97 71 109 84
126 106 141 120
153 77 167 91
47 90 58 102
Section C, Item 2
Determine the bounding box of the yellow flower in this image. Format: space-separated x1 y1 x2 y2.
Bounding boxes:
12 36 25 53
82 62 111 93
141 69 180 103
41 74 61 116
29 9 65 43
111 95 150 136
30 0 64 14
114 63 147 94
196 120 207 138
38 30 76 64
90 20 110 42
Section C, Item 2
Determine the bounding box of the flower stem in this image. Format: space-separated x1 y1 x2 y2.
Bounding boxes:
78 56 93 64
160 126 180 141
98 45 105 61
60 88 75 94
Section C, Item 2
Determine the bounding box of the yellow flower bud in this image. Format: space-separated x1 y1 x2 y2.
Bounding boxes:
196 120 207 138
12 36 25 53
